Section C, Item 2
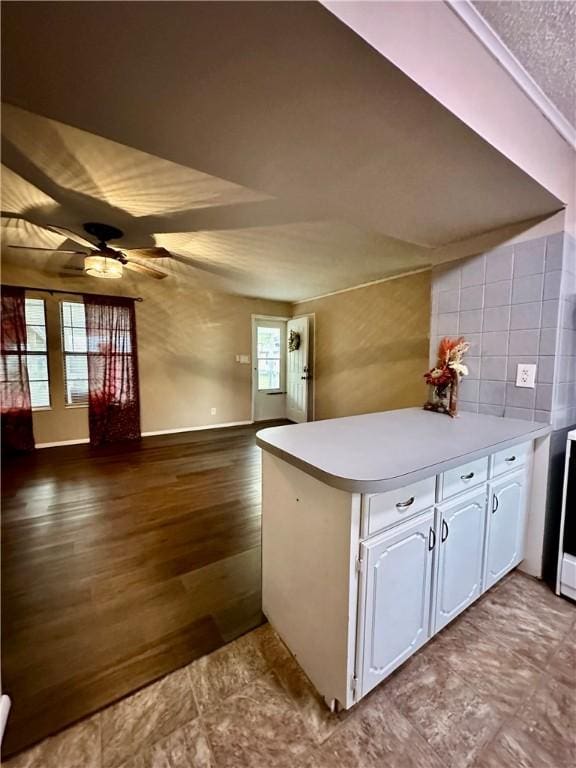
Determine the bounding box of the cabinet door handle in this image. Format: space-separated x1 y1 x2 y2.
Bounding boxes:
504 455 516 463
441 519 449 542
460 472 475 481
428 526 436 551
492 494 499 514
396 496 415 510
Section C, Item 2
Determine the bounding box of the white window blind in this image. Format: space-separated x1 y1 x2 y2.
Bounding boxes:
25 298 50 409
60 301 89 405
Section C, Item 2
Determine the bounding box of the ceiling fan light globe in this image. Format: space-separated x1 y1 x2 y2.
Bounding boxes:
84 255 123 279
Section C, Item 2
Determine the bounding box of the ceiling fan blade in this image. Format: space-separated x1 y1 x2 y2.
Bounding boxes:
45 226 96 250
7 244 89 254
124 247 172 259
123 261 167 280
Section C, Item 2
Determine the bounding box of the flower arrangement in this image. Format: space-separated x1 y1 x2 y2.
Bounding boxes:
423 336 470 417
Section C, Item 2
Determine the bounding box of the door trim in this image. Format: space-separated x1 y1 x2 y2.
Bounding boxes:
251 315 290 423
291 312 316 422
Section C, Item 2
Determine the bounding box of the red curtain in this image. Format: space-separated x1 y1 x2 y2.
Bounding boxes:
1 286 35 453
84 295 141 446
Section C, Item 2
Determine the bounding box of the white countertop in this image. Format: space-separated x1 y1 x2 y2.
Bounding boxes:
256 407 551 492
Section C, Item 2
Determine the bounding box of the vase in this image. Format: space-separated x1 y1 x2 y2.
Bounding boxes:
424 375 460 417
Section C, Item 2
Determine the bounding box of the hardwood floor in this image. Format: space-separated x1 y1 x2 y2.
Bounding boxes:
1 422 287 758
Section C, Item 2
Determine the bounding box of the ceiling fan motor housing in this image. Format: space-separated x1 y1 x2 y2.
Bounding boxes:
83 222 124 243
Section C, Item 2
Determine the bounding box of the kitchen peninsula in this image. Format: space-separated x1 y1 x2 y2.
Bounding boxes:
257 408 551 711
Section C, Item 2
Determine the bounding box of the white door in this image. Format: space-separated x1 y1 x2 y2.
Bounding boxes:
359 510 435 697
252 319 286 422
484 471 526 590
286 316 310 423
435 489 486 632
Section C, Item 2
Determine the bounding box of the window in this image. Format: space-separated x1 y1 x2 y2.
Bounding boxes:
257 326 281 390
60 301 89 405
25 298 50 408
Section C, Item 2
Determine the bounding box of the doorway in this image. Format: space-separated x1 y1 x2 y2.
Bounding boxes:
251 315 314 423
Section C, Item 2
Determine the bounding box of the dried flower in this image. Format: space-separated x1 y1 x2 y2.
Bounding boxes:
424 336 470 386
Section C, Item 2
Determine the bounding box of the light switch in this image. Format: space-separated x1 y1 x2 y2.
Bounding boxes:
515 363 536 388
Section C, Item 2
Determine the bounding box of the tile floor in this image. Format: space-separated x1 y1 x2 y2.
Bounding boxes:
4 571 575 768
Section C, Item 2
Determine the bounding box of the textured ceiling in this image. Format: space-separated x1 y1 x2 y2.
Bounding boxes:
473 1 576 126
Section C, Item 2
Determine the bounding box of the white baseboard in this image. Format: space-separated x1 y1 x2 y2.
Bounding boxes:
35 438 90 449
142 420 253 437
0 694 11 746
142 421 254 437
560 553 576 600
33 421 255 448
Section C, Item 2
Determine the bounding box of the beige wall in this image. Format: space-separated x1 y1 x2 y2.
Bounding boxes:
2 261 430 442
1 261 290 444
297 271 431 421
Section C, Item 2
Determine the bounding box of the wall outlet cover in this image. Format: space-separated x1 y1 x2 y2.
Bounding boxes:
515 363 536 388
210 407 217 415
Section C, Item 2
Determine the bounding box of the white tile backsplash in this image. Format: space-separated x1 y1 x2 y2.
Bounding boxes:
430 231 575 427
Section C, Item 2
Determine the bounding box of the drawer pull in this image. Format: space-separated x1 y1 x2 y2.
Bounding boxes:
505 456 516 463
441 519 449 542
396 496 415 510
460 472 475 481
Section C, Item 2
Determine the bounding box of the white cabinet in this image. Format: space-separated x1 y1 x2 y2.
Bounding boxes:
484 471 526 590
434 489 486 632
261 434 537 710
358 509 434 696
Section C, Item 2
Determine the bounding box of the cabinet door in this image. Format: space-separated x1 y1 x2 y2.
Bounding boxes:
359 510 434 697
485 471 526 590
434 489 486 633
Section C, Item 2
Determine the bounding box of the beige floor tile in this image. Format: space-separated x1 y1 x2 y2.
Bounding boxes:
463 587 570 668
187 630 268 713
384 650 502 767
429 614 542 714
300 695 443 768
471 718 567 768
494 573 575 625
249 623 348 744
115 719 214 768
514 675 576 766
547 620 576 689
203 671 315 768
274 653 348 744
3 715 100 768
100 668 197 768
249 623 292 669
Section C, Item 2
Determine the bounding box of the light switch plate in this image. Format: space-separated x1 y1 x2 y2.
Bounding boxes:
515 363 536 388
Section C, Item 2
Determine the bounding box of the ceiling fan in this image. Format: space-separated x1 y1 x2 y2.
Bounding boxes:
6 221 172 280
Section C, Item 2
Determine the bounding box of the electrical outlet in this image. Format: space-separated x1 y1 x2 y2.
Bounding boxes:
210 407 217 416
515 363 536 388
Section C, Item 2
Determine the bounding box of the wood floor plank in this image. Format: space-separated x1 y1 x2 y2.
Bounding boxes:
1 421 287 758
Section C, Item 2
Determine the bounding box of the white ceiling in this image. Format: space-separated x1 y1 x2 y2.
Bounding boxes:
473 1 576 126
0 2 564 301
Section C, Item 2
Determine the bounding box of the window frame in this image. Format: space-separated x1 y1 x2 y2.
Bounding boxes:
60 300 89 408
24 297 51 411
255 321 285 393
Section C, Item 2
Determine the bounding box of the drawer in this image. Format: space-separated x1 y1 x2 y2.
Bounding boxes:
440 456 489 501
362 476 436 538
491 442 530 478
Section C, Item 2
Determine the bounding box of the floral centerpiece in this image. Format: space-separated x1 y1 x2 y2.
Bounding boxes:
423 336 470 417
